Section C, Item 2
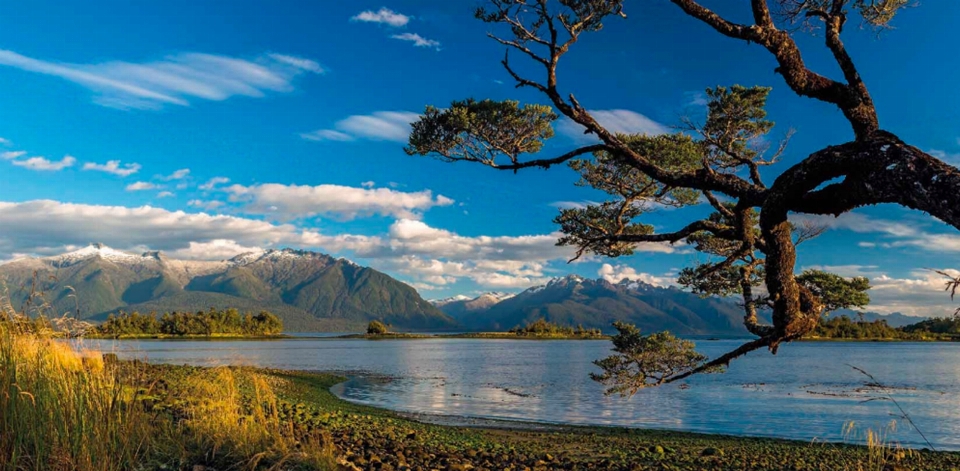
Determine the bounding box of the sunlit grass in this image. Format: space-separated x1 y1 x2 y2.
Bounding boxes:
0 316 337 470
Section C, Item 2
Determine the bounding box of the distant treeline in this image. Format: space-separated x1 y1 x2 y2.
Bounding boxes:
94 308 283 337
810 315 960 341
509 319 604 339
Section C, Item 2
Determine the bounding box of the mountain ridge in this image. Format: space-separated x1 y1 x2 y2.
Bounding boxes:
0 244 455 332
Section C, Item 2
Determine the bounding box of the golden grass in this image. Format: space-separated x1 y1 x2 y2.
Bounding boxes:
0 318 337 470
842 420 920 471
0 320 150 471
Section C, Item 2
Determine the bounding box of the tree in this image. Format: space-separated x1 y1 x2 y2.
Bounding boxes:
367 320 389 335
404 0 957 388
591 322 714 395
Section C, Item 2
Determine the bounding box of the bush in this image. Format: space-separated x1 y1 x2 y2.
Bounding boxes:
366 320 389 335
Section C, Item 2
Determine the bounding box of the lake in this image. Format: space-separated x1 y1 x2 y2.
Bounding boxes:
84 337 960 450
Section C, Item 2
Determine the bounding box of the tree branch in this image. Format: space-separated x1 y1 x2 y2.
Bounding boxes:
490 144 607 171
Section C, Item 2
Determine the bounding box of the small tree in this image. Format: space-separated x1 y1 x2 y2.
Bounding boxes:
366 320 389 335
591 322 714 396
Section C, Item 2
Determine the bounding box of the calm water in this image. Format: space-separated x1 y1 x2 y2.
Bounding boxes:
84 337 960 450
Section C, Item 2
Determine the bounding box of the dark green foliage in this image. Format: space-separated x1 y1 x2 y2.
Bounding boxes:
591 322 716 396
900 317 960 337
366 320 389 335
796 270 870 312
94 308 283 337
405 99 556 166
810 315 902 340
508 318 603 338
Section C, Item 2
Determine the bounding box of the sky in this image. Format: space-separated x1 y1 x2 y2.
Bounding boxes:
0 1 959 316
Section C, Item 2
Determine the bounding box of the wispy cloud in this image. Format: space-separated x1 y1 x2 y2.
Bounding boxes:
0 138 10 146
0 151 26 160
928 149 960 167
125 181 160 191
0 50 322 110
199 177 230 191
82 160 141 177
11 155 75 171
557 109 669 142
157 191 175 198
390 33 440 49
161 168 191 181
351 8 410 27
301 111 419 143
300 129 355 142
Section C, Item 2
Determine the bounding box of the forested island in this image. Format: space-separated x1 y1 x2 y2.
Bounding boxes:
352 318 607 340
90 308 284 338
807 315 960 341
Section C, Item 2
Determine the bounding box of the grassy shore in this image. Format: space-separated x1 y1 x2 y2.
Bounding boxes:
6 324 960 470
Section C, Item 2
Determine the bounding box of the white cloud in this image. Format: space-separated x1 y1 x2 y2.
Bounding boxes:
802 264 880 278
598 263 674 287
187 199 225 211
0 200 330 261
199 177 230 190
557 109 669 142
0 50 322 109
361 181 375 188
157 191 175 198
82 160 141 177
166 239 264 261
351 8 411 27
0 137 9 146
225 183 454 221
11 155 76 171
796 212 960 253
125 181 160 191
162 168 190 180
866 269 960 318
1 151 26 160
302 111 420 143
390 33 441 49
266 53 324 74
300 129 354 142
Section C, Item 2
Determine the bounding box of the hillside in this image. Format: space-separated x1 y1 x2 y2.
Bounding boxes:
0 244 455 332
433 276 750 335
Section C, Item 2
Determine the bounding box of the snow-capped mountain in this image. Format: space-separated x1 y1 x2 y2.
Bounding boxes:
0 244 454 331
434 274 750 335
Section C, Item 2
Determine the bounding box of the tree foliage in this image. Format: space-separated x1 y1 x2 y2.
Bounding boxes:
95 308 283 337
591 322 715 395
406 0 959 386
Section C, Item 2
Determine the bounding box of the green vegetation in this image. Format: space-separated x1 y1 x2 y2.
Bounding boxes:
592 322 717 394
365 320 389 335
0 315 335 470
809 315 960 341
507 318 604 339
92 308 283 338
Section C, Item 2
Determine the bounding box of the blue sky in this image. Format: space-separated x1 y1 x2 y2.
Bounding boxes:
0 1 958 316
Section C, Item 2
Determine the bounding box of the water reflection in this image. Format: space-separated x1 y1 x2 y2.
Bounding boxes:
85 337 960 450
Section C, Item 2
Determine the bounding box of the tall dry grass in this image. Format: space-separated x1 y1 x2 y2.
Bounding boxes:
0 315 337 470
0 319 150 471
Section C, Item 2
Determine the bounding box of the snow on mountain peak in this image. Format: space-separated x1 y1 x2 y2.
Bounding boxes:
47 243 144 267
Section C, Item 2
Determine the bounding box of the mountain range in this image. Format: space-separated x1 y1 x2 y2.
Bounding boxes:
432 275 752 335
431 275 928 335
0 244 454 331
